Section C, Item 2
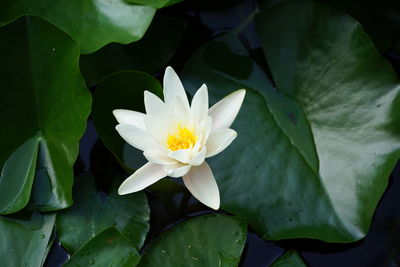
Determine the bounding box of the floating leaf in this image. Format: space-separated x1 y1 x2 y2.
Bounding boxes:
182 0 400 242
56 174 150 254
0 0 156 54
138 214 247 267
0 16 91 213
125 0 183 8
64 228 140 267
0 213 55 267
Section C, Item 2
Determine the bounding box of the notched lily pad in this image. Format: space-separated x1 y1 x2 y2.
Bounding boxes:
182 0 400 242
0 15 91 213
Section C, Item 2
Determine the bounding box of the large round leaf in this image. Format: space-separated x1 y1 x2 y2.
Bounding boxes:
256 0 400 239
0 213 55 267
56 174 150 254
138 214 247 267
182 0 400 242
0 0 156 54
80 15 185 86
0 16 91 213
64 228 140 267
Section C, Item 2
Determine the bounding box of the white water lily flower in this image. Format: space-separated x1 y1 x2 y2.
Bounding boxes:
113 66 245 210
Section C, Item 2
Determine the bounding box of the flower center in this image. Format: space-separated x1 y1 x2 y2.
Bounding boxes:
167 125 197 151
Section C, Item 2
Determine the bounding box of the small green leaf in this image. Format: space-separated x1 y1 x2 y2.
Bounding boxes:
0 16 91 213
271 250 307 267
0 212 55 267
125 0 183 8
92 70 162 170
138 214 247 267
92 70 183 193
0 0 156 54
80 15 185 86
56 174 150 254
65 228 140 267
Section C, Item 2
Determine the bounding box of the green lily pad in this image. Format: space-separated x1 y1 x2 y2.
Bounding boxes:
0 0 156 54
182 1 400 242
138 214 247 267
80 15 185 87
0 212 55 267
125 0 183 9
271 250 307 267
64 228 140 267
0 16 91 213
56 174 150 254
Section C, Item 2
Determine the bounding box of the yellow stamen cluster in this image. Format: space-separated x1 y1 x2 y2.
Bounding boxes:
167 125 197 151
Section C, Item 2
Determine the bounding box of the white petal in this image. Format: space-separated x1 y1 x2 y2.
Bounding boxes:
168 149 191 164
163 66 189 108
171 95 190 124
144 148 176 165
199 116 212 145
115 124 158 151
191 84 208 121
206 129 237 158
144 90 167 118
112 109 146 130
144 115 169 145
209 89 246 131
164 163 191 178
183 162 220 210
189 147 206 166
118 163 167 194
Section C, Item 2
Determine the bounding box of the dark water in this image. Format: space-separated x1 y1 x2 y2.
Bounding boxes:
45 0 400 266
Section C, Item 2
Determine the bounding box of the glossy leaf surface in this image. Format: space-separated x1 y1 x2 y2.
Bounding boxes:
0 0 156 54
138 214 247 267
0 16 91 213
182 0 400 242
56 174 150 254
0 213 55 267
65 228 140 267
125 0 183 8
